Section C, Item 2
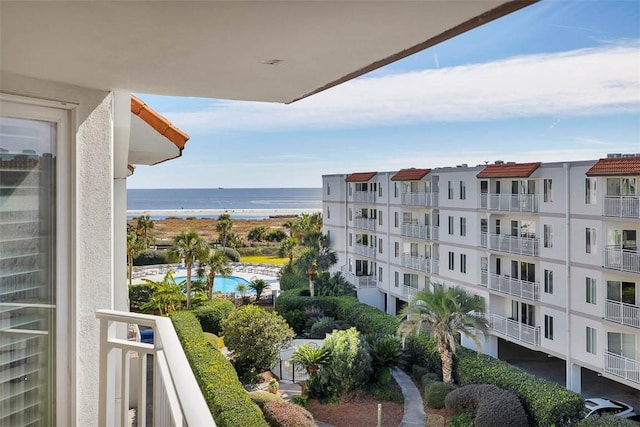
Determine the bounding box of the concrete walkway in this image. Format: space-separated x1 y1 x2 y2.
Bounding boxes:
392 369 427 427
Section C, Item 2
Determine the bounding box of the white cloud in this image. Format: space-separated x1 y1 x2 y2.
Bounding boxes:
164 43 640 132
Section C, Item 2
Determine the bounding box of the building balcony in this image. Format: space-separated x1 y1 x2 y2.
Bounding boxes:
96 309 214 427
401 253 438 274
482 232 539 257
401 284 419 299
604 246 640 274
353 217 376 231
480 193 539 213
605 299 640 329
487 273 539 301
354 243 376 258
604 196 640 218
400 223 438 240
340 267 378 289
604 351 640 384
353 190 376 203
488 313 540 346
400 191 438 207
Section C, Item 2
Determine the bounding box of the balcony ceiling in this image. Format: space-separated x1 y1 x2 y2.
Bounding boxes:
0 1 533 103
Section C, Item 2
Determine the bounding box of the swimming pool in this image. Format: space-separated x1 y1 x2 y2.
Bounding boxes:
174 275 253 294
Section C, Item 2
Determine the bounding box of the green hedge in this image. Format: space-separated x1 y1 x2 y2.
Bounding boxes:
404 334 443 377
133 249 178 266
169 311 268 427
424 381 458 409
456 349 584 427
129 283 155 313
192 298 235 335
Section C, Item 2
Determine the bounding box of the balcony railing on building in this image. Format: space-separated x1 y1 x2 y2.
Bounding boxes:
605 299 640 328
340 266 378 289
604 196 640 218
354 243 377 258
486 273 539 301
401 284 419 299
604 246 640 274
480 193 539 213
400 223 438 240
400 191 438 207
353 217 376 231
481 232 539 257
97 309 214 427
488 313 540 346
401 253 438 274
604 350 640 384
353 190 376 203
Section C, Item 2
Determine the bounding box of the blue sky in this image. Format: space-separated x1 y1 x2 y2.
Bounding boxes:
129 0 640 189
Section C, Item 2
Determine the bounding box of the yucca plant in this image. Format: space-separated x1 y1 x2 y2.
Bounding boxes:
365 334 404 385
290 343 332 378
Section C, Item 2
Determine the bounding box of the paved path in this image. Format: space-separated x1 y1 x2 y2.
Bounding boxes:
392 369 427 427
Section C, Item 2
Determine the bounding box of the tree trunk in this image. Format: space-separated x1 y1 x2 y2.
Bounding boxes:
308 276 314 297
439 344 454 384
208 271 215 300
128 254 133 286
186 262 192 309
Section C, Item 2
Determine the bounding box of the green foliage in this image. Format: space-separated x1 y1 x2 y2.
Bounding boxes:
289 396 308 408
133 249 177 266
290 343 332 378
192 298 235 335
365 334 404 385
313 328 372 400
266 229 288 242
261 400 315 427
308 316 338 338
424 381 458 409
221 247 241 262
578 414 640 427
369 384 404 403
168 311 267 427
203 332 222 348
448 413 475 427
248 390 283 408
456 349 584 427
279 271 309 291
444 384 528 427
314 272 357 297
282 309 307 335
128 283 155 313
422 372 440 386
248 226 268 242
222 305 294 375
405 334 443 378
249 278 270 301
140 271 184 315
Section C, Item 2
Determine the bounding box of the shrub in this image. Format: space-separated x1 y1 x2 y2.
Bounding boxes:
192 298 235 335
222 247 241 262
289 396 308 407
365 334 404 385
279 272 309 291
424 381 458 409
578 414 640 427
308 316 337 338
203 332 221 348
248 390 283 408
222 305 294 375
129 283 155 313
248 227 268 242
168 311 267 427
412 365 431 381
266 229 288 242
456 349 584 427
445 384 528 427
282 309 307 336
133 249 173 266
448 413 475 427
262 401 315 427
404 333 442 377
421 372 440 386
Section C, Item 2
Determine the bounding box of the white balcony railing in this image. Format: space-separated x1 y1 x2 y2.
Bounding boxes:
487 273 539 301
480 193 539 213
340 266 378 289
605 299 640 328
604 196 640 218
604 246 640 274
96 309 214 427
353 217 376 231
401 253 437 274
354 243 377 258
489 313 540 346
353 191 376 203
400 191 439 207
483 232 539 257
480 269 488 286
402 284 419 299
604 351 640 384
400 223 438 240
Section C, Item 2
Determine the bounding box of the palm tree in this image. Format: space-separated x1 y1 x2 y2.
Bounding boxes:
295 233 337 297
140 271 183 315
248 278 270 302
236 282 249 304
291 343 332 379
278 237 298 267
169 230 208 309
216 213 233 249
400 285 488 384
198 249 231 300
136 214 155 246
127 225 146 286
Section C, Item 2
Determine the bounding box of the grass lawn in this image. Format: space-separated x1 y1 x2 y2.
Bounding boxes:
240 255 288 265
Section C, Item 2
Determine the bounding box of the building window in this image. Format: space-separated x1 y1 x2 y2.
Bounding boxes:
378 184 382 197
448 216 454 235
448 181 454 199
327 183 331 195
378 267 383 282
326 230 331 243
378 238 383 254
544 315 554 340
378 210 383 226
394 271 399 288
586 327 597 355
586 277 597 304
607 177 637 196
348 233 352 247
460 254 467 273
585 178 597 204
394 182 398 198
459 181 466 200
326 206 330 219
394 212 399 228
348 208 352 221
544 269 553 294
394 242 399 258
349 183 352 196
543 179 553 202
448 251 454 270
460 217 467 237
586 227 596 254
543 224 553 248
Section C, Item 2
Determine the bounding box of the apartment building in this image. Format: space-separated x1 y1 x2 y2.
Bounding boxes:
323 155 640 393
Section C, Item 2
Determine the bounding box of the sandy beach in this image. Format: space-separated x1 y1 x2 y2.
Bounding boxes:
127 208 321 218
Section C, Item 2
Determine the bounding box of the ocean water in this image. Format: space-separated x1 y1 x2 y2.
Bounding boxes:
127 187 322 219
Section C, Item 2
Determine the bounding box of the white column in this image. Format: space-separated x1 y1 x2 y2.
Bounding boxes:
568 363 582 393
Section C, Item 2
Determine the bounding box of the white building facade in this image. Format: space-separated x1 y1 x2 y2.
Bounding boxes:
323 156 640 393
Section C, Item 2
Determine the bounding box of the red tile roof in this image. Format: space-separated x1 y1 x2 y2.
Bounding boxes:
477 162 540 178
391 168 431 181
131 95 190 150
586 156 640 176
345 172 377 182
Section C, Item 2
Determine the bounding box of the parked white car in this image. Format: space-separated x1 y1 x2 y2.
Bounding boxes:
584 398 639 420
